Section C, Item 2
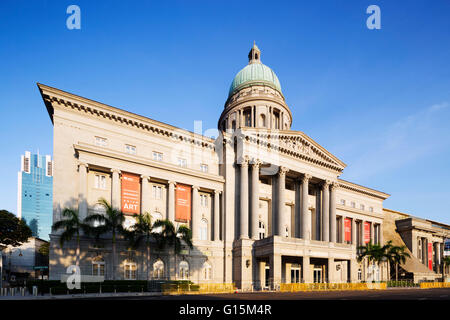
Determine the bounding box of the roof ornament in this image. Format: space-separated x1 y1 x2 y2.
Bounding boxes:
248 42 261 64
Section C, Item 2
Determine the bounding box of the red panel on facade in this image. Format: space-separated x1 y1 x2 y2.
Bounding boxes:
121 172 141 215
428 242 433 270
364 221 371 244
176 184 191 222
344 218 351 242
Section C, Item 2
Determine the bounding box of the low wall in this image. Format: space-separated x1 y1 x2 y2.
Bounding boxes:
280 283 387 292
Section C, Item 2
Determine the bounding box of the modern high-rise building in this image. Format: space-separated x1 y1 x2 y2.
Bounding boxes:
17 151 53 240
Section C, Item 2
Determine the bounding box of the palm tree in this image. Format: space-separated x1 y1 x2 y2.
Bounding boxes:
51 208 90 266
385 241 410 282
357 242 387 282
128 212 154 280
151 219 193 279
84 198 126 280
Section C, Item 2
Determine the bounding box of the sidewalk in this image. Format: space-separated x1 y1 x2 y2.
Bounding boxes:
0 291 162 300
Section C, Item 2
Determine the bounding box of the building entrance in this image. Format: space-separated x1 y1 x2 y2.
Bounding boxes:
313 267 323 283
291 264 301 283
264 265 270 288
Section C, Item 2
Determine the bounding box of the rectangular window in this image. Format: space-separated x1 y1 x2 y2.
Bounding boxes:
95 174 107 189
152 151 163 161
340 199 346 206
125 144 136 155
351 201 356 208
200 194 208 207
360 204 365 211
95 136 107 147
177 158 187 168
152 185 162 199
200 164 208 173
369 207 374 213
46 160 53 177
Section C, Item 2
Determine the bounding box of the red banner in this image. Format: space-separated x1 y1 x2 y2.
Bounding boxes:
344 218 351 242
176 184 191 222
364 222 371 244
121 172 141 214
428 242 433 270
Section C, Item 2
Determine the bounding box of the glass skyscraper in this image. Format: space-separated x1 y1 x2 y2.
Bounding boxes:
17 151 53 240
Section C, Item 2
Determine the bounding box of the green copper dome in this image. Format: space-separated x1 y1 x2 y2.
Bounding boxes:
228 43 282 98
228 63 282 97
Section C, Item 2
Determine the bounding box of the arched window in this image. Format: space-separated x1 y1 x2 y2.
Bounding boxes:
273 111 280 129
124 260 137 280
92 257 105 276
258 221 266 240
202 261 212 280
199 219 208 240
243 109 252 127
231 120 236 131
260 114 266 127
179 261 189 280
153 259 164 279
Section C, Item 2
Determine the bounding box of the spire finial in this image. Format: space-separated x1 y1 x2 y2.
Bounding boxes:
248 42 261 64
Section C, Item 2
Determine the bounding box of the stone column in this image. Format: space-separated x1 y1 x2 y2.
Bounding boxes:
168 181 176 221
303 256 312 283
379 223 384 245
340 216 346 243
191 186 200 240
140 175 150 214
78 162 88 220
301 174 312 240
321 180 330 242
111 168 121 210
214 190 220 241
239 158 249 239
259 261 266 290
328 258 334 283
329 182 337 243
251 161 261 240
370 222 375 244
269 254 282 289
277 166 289 236
351 219 357 245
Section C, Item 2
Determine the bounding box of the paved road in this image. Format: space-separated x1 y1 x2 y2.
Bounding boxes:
88 288 450 300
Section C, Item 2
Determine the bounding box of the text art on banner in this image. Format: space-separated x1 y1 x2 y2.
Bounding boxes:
121 172 140 214
176 184 191 222
344 218 351 242
428 242 433 270
364 221 371 244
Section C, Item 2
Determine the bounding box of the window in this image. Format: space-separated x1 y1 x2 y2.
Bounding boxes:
340 199 346 206
369 207 374 213
151 212 163 233
95 136 107 147
274 112 280 129
351 201 356 208
125 144 136 155
179 261 189 280
243 109 251 127
358 269 362 281
94 174 107 189
177 158 187 168
284 226 289 238
200 194 208 207
124 261 137 280
200 164 208 173
258 221 266 240
260 114 266 127
199 219 208 240
46 158 53 177
92 257 105 276
202 262 212 280
23 155 30 173
231 120 236 131
152 151 163 161
153 260 164 279
152 185 162 199
360 204 365 211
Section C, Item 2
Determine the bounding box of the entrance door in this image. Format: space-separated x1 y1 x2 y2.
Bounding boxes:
313 268 322 283
264 266 270 288
291 266 300 283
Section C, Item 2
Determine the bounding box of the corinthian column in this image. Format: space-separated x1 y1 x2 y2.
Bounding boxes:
111 168 121 210
214 190 221 241
240 157 249 239
277 166 289 236
140 175 150 214
78 162 88 220
321 180 331 242
330 182 337 243
168 181 176 221
301 174 312 240
251 160 261 240
191 186 200 240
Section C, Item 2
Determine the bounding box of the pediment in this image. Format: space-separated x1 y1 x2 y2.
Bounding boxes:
240 129 346 173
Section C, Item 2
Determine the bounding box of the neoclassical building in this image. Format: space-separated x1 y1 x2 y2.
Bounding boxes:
39 44 449 288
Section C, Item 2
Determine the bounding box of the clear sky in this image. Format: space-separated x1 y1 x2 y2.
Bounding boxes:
1 0 449 223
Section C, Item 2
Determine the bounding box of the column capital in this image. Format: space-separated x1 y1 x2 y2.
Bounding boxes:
168 180 176 185
238 156 249 167
278 166 289 177
78 161 88 169
251 159 263 168
192 185 200 191
140 175 150 181
214 190 222 195
111 168 121 174
321 179 332 188
330 181 339 190
301 173 312 183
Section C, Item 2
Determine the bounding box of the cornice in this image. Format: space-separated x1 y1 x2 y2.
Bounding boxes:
74 142 225 185
38 83 216 150
337 179 390 200
336 204 384 220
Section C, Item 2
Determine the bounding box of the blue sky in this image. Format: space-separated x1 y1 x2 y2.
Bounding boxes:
0 0 449 223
